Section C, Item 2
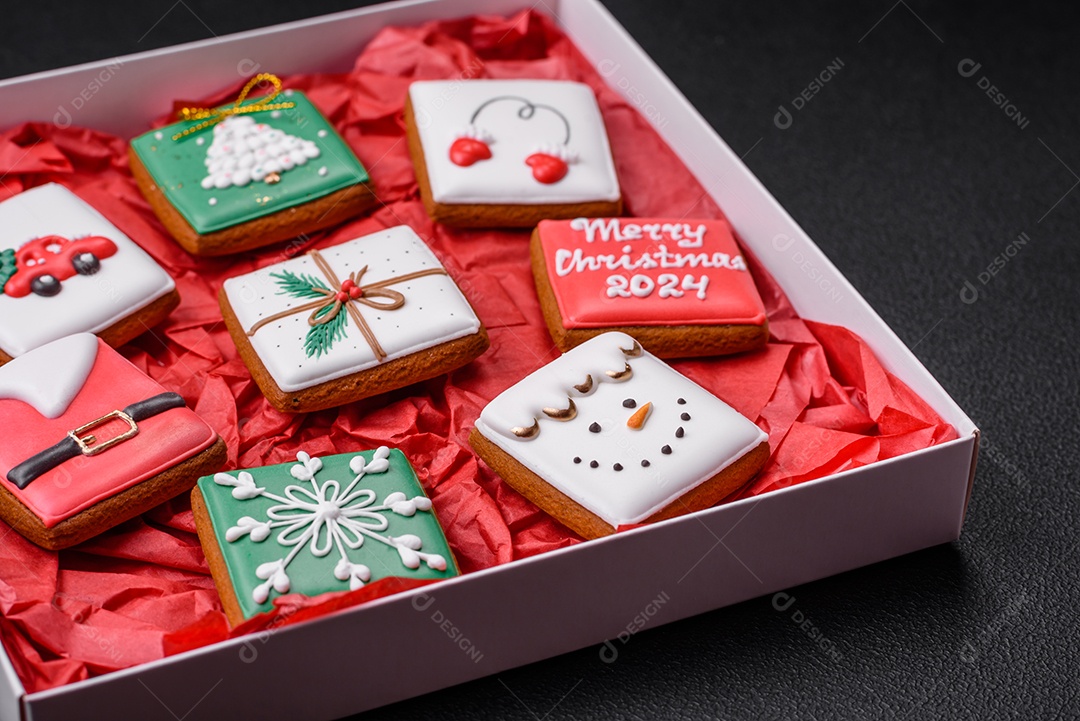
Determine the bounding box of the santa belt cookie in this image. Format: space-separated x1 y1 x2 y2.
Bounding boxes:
8 392 186 489
0 334 226 549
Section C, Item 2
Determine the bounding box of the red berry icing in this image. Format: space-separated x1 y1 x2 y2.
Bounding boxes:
525 152 569 184
335 291 349 303
449 137 492 167
349 286 363 299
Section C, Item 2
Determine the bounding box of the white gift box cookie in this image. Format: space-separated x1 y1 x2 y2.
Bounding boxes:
220 225 488 412
0 184 178 361
471 332 769 538
406 79 623 227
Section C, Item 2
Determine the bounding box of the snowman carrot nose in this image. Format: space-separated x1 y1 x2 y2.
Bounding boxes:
626 402 652 430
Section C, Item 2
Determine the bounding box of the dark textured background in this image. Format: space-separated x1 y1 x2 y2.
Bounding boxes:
3 1 1076 718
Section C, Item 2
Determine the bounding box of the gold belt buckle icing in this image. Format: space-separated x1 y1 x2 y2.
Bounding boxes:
68 410 139 456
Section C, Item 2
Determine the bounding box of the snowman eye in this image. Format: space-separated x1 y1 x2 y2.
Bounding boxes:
622 398 637 409
588 422 601 433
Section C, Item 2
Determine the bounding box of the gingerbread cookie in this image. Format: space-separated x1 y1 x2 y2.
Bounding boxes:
129 76 376 256
405 79 622 227
0 334 226 549
192 446 459 625
470 332 769 539
531 217 768 357
220 225 489 413
0 183 179 363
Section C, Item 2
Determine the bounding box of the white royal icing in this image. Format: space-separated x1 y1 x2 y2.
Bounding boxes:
454 125 494 144
200 116 320 190
214 447 446 604
0 333 98 418
476 332 767 527
409 80 621 205
0 184 176 357
530 143 578 164
222 225 482 393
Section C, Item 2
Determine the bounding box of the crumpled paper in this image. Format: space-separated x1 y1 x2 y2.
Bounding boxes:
0 9 956 693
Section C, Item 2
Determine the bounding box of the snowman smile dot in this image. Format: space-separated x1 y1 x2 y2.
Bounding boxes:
588 422 601 433
677 398 686 405
573 457 581 464
675 427 685 438
613 463 623 472
661 445 672 455
589 460 599 468
680 412 691 421
641 459 650 467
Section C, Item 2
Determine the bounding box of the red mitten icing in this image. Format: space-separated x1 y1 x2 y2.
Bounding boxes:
449 137 492 166
448 126 494 167
525 143 576 184
525 152 569 184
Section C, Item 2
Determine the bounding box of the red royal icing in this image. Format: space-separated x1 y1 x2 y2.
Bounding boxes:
0 339 218 527
537 218 768 328
525 152 569 184
449 137 492 167
3 234 118 298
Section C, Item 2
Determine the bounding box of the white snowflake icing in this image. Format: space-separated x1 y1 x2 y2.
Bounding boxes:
212 447 446 605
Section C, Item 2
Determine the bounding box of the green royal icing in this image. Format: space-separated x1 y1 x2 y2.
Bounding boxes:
0 248 15 294
197 447 458 620
130 91 370 234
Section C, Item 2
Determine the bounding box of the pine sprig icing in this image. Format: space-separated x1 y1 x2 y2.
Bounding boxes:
304 302 349 358
0 249 16 295
271 269 330 299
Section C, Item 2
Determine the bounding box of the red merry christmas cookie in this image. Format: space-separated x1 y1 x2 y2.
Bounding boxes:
531 217 768 357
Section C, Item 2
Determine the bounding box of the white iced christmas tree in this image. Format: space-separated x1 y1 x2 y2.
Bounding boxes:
200 115 321 190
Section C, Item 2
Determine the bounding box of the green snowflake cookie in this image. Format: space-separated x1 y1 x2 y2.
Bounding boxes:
196 447 458 621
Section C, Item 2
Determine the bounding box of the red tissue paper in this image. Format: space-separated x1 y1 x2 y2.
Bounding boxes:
0 10 956 693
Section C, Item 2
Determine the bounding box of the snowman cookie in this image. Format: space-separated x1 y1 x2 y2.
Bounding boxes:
531 217 769 357
470 332 769 539
0 184 179 363
405 79 623 228
129 80 376 256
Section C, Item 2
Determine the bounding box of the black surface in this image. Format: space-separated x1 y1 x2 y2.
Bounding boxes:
4 1 1076 718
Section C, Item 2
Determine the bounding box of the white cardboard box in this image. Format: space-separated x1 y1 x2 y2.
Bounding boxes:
0 1 979 718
